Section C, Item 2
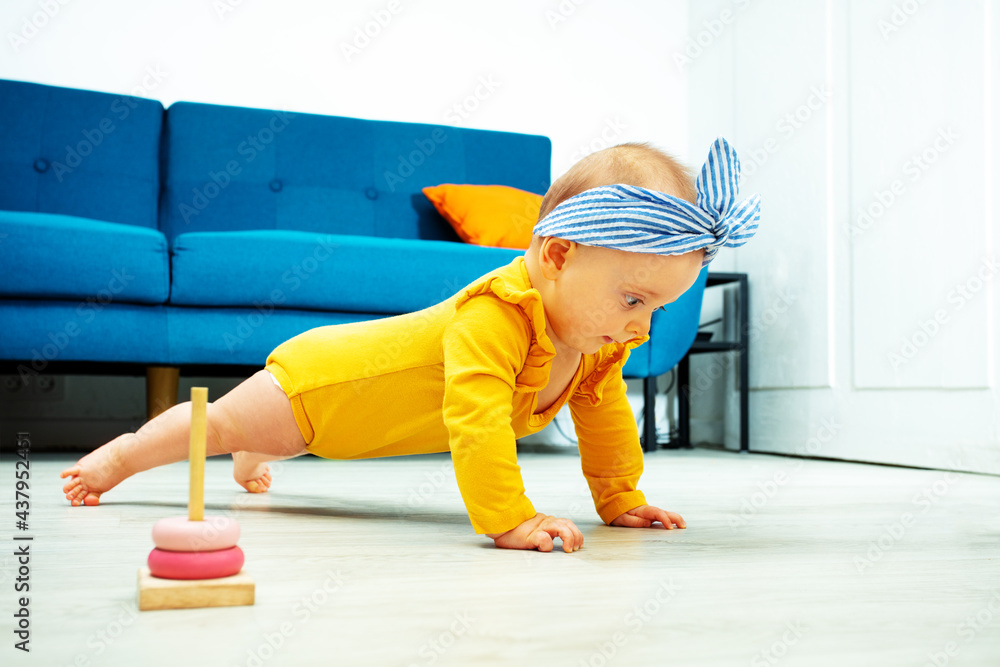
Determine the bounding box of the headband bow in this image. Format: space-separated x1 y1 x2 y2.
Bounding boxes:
532 137 761 267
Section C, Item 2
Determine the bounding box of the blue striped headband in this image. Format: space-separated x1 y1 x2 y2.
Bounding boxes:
532 137 761 267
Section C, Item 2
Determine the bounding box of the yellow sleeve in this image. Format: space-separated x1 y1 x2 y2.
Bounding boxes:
568 359 647 525
442 295 537 535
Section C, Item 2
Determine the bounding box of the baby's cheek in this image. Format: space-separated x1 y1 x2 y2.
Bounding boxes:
571 299 615 336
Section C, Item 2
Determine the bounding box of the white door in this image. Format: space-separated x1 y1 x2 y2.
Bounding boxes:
685 0 998 474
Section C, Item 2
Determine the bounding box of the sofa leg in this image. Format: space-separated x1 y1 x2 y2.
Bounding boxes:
146 366 180 420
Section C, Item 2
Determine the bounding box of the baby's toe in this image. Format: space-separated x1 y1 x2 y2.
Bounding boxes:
83 492 101 506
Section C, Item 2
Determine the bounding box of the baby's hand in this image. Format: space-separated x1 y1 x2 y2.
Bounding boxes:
611 504 686 530
486 513 583 553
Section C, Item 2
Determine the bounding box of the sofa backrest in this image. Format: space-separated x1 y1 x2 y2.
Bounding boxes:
0 79 163 229
159 101 551 244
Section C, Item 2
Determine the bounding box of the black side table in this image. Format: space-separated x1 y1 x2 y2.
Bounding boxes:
664 272 749 452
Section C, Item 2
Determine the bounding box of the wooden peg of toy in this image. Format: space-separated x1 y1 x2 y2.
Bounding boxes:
188 387 208 522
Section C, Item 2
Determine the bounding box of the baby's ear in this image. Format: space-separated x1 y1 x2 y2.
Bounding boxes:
539 237 575 278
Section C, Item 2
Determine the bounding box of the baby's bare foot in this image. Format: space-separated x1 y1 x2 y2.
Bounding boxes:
60 435 133 507
232 451 272 493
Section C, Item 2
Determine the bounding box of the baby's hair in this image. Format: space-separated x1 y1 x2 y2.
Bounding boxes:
537 142 697 222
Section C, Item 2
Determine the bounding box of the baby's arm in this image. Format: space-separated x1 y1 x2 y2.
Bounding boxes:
443 295 582 551
569 366 686 530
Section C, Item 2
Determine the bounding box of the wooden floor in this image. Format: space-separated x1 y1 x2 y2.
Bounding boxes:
6 447 1000 666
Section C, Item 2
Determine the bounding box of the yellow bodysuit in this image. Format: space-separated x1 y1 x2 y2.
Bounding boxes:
264 255 649 534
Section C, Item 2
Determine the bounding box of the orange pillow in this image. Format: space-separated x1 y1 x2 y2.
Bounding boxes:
422 184 542 249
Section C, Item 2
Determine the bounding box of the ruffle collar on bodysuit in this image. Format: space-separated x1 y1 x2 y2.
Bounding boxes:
454 257 651 404
454 257 555 392
575 333 649 406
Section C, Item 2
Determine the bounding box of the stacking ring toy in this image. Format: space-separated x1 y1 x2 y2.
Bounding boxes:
137 388 255 611
152 515 240 552
147 546 245 580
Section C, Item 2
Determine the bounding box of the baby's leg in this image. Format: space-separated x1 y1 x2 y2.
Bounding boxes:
60 369 307 506
214 369 309 492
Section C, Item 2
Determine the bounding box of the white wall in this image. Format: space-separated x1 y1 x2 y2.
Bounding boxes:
687 0 999 475
2 0 690 180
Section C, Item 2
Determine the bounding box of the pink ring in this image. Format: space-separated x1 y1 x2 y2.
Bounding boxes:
147 546 245 580
152 515 240 552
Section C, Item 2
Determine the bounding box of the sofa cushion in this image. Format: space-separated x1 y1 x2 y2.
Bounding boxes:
159 101 551 244
0 301 168 364
165 306 390 366
0 210 170 304
0 79 163 229
169 231 522 314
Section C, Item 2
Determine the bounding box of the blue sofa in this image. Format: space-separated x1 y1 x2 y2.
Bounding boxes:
0 79 707 447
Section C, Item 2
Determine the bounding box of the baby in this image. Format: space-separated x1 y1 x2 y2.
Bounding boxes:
60 137 760 553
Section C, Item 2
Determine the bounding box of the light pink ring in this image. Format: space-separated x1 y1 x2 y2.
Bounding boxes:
152 515 240 552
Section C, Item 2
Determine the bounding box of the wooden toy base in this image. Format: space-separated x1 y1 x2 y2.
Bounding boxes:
137 567 255 611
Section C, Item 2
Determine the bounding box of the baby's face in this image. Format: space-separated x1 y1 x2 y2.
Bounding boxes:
545 245 705 355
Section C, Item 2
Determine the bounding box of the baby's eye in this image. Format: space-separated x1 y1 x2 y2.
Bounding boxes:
624 294 642 307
